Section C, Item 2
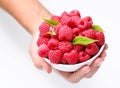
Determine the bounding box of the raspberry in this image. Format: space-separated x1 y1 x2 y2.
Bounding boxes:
48 50 62 64
51 15 60 22
37 36 49 47
79 51 90 62
63 50 79 64
82 29 96 39
61 11 69 18
77 18 89 31
73 44 84 52
59 41 72 53
53 24 62 36
60 57 67 64
69 10 81 17
68 16 80 28
85 43 99 55
39 22 51 38
60 11 70 25
38 44 49 57
72 27 81 36
95 31 105 46
83 16 93 28
47 38 59 50
78 32 82 36
59 25 73 41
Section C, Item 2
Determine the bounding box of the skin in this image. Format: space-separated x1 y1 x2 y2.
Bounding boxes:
0 0 108 83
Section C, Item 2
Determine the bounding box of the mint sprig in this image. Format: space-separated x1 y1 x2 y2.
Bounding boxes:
44 18 59 26
92 25 104 32
72 36 98 45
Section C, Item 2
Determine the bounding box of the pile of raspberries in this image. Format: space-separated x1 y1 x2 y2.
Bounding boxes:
36 10 105 65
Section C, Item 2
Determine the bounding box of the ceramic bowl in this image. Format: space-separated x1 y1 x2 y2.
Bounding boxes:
43 44 105 72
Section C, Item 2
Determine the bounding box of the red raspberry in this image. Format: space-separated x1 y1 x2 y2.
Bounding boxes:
83 16 93 28
47 38 59 50
39 22 51 38
63 50 79 64
85 43 99 55
53 24 62 36
73 44 84 52
82 29 96 39
38 44 49 57
59 25 73 41
60 57 67 64
79 51 90 62
59 41 72 53
78 32 82 36
37 36 49 47
60 11 70 25
69 10 81 17
77 18 89 31
95 31 105 46
72 27 81 36
61 11 69 18
48 50 62 64
68 16 80 28
51 15 60 22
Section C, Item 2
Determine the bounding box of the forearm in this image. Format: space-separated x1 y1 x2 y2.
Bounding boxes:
0 0 52 35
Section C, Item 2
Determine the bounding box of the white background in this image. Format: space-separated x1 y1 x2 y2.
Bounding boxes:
0 0 120 88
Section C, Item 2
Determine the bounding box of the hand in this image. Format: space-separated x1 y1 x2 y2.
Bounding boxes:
29 29 52 73
55 44 108 83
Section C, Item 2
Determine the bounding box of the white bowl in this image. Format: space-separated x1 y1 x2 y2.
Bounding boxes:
43 44 105 72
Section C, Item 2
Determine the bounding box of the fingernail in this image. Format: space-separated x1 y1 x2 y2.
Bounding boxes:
101 52 106 58
42 67 48 73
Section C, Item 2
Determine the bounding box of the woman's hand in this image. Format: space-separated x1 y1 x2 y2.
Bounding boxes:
29 29 52 73
56 44 108 83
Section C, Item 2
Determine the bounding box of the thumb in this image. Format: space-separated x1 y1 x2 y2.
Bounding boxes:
29 39 52 73
40 58 52 73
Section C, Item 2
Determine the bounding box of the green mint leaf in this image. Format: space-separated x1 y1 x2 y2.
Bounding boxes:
92 25 104 32
44 18 59 26
47 27 56 36
72 36 98 45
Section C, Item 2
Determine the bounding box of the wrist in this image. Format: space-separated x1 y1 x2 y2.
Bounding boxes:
0 0 52 37
30 2 52 36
